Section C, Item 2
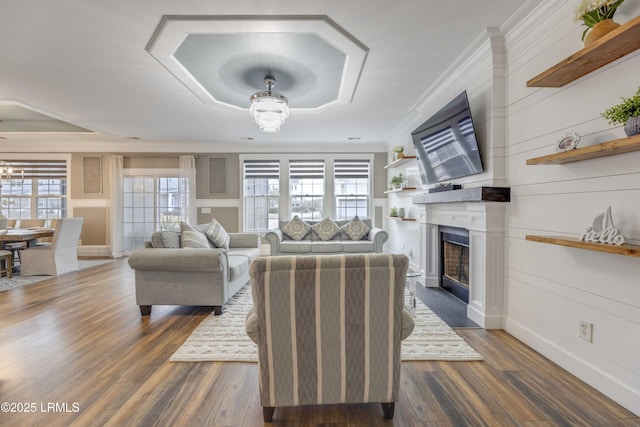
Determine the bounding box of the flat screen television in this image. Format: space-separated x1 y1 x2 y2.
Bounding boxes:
411 91 483 187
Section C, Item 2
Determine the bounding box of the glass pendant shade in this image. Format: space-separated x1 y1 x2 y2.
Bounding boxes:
249 76 289 132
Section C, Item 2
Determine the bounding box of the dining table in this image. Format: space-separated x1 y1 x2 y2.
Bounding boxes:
0 227 55 248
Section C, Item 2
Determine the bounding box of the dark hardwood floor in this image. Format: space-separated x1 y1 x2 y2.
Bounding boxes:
1 259 638 426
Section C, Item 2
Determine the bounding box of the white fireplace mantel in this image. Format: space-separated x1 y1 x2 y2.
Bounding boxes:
416 201 506 329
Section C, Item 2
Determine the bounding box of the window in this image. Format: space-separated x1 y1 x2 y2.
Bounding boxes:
334 159 370 220
0 160 67 225
241 154 374 231
243 160 280 231
123 175 189 253
289 160 324 221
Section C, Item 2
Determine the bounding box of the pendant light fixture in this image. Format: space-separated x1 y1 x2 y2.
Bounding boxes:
249 75 289 132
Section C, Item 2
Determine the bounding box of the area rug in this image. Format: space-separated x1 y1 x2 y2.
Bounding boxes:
0 259 114 292
170 285 483 363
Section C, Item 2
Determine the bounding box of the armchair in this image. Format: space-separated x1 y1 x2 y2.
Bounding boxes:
246 253 415 422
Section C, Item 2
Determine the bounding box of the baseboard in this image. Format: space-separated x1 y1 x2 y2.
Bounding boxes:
78 245 110 258
506 317 640 416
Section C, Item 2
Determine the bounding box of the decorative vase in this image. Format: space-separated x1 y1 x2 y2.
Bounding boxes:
623 116 640 137
584 19 620 47
398 208 405 218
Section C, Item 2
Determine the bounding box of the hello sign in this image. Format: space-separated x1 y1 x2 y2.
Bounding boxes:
580 207 627 246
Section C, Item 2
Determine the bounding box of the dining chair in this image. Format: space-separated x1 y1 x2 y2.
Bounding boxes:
20 217 84 276
18 218 46 228
0 249 12 278
4 218 47 261
37 218 58 245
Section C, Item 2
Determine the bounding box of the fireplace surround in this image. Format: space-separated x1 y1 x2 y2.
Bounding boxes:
414 188 509 329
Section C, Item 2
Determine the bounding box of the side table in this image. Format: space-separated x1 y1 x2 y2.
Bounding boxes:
406 271 421 315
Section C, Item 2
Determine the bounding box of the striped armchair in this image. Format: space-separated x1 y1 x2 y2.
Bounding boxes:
246 253 415 422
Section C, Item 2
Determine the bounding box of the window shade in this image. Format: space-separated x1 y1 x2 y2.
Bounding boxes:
243 160 280 179
334 159 370 179
1 160 67 179
289 160 324 179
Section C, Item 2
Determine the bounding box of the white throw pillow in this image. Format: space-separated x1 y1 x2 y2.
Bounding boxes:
205 219 230 250
341 215 371 240
312 217 341 241
282 215 311 241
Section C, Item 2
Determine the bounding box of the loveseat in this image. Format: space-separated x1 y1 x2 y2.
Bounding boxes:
128 221 260 316
264 216 388 256
245 253 415 421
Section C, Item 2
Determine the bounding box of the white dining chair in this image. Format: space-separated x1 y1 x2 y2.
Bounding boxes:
20 218 84 276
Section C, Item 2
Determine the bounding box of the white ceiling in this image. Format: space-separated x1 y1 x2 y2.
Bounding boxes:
0 0 530 152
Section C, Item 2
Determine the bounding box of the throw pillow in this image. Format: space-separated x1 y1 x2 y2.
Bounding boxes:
158 231 180 248
181 230 211 248
282 215 311 241
312 217 341 241
205 219 230 250
341 215 371 240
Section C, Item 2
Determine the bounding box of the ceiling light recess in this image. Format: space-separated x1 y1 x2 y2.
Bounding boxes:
249 76 289 132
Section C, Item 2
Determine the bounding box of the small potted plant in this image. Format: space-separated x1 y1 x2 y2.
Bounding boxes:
390 173 404 189
389 207 398 217
601 87 640 137
392 145 405 160
574 0 626 46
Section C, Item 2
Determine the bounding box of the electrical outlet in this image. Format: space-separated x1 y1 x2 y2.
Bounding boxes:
579 321 593 342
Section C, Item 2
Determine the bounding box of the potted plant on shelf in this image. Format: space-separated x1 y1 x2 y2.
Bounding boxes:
574 0 626 47
389 207 398 217
390 174 404 189
601 87 640 137
392 145 405 160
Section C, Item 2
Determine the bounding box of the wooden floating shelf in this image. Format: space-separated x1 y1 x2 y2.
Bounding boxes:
384 187 417 194
384 156 416 169
387 217 417 221
526 134 640 165
526 235 640 258
527 15 640 87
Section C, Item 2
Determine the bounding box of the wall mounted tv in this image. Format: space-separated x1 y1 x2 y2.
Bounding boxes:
411 91 484 187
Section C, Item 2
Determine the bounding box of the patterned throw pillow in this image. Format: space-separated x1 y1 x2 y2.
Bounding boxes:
181 230 211 248
282 215 311 241
312 217 341 241
205 219 230 250
341 215 371 240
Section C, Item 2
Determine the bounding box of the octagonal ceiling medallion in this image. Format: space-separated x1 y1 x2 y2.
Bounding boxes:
146 15 368 111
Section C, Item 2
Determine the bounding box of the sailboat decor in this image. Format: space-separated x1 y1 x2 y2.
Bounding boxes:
580 206 627 246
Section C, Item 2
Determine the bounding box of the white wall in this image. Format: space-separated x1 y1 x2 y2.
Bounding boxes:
386 0 640 415
504 0 640 415
385 27 508 272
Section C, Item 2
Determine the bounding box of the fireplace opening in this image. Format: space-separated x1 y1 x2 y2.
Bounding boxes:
440 226 470 304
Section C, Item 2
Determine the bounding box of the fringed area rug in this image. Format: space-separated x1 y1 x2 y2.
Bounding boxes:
0 259 114 292
170 285 483 363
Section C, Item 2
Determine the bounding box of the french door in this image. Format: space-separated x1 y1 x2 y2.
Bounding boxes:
122 175 189 253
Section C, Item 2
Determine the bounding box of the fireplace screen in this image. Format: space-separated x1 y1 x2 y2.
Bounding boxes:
440 227 470 303
443 241 469 289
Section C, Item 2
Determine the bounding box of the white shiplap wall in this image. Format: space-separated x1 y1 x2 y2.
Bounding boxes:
504 0 640 415
386 0 640 415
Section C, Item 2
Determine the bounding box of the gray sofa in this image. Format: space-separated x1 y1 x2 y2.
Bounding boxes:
128 229 260 316
264 218 388 256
